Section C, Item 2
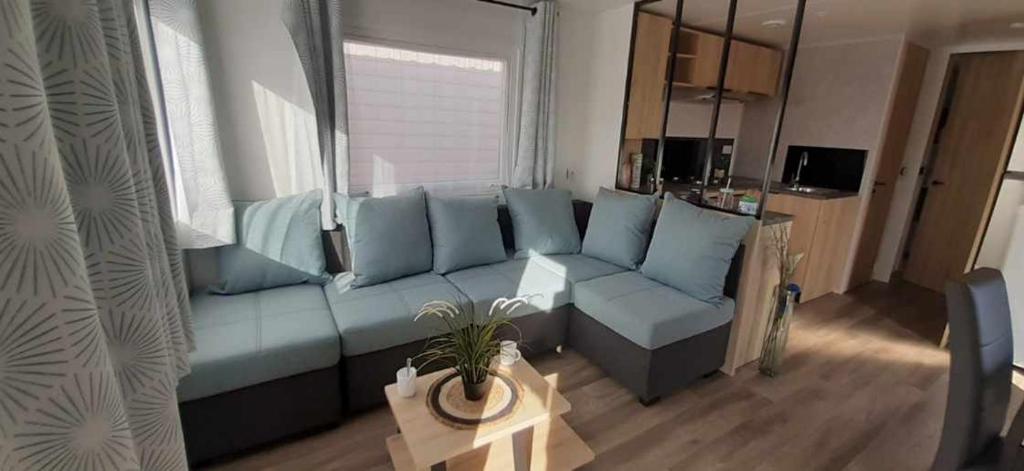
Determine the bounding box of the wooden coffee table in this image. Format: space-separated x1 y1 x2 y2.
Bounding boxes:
383 360 594 471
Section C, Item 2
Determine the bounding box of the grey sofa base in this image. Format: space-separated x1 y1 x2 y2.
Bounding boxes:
179 366 343 466
567 305 731 404
343 305 571 411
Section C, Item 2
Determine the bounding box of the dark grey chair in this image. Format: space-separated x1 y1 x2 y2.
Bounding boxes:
933 268 1013 471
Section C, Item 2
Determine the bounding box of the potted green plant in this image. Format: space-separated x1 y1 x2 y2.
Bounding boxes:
759 224 804 377
415 297 525 401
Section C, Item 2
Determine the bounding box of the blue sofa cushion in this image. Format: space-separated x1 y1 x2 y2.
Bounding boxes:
427 195 506 274
503 188 580 258
573 271 735 350
347 188 433 287
324 272 471 356
444 254 624 319
641 193 754 305
581 188 658 269
177 285 341 402
212 191 329 294
526 254 627 284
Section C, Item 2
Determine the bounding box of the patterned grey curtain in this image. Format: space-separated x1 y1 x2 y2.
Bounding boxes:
512 0 558 189
282 0 350 229
144 0 235 249
0 0 193 469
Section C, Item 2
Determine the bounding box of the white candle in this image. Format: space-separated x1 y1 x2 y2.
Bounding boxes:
396 359 417 398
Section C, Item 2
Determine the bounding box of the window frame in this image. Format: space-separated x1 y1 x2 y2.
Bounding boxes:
341 34 522 196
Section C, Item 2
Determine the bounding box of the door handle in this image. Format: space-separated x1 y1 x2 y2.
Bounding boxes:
931 180 946 186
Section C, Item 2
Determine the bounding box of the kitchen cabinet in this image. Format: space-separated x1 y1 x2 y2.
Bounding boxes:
625 14 783 141
618 12 783 195
766 193 861 301
672 28 782 98
624 12 673 139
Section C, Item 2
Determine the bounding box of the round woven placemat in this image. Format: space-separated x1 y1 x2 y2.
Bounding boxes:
426 371 523 429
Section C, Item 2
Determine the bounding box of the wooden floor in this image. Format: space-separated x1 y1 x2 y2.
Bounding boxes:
205 280 954 471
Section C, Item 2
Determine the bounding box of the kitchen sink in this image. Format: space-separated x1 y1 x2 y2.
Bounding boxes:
771 184 838 196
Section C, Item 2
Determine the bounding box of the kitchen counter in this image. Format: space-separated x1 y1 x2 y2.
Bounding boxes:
663 177 859 200
661 181 794 226
770 185 859 200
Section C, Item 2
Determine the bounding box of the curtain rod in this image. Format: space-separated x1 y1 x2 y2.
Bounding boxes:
477 0 537 16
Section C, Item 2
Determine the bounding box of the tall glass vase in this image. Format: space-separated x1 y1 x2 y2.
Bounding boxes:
759 283 800 377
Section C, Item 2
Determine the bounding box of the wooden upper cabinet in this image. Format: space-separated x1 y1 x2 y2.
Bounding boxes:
689 31 724 87
624 12 672 140
673 27 782 97
725 40 782 96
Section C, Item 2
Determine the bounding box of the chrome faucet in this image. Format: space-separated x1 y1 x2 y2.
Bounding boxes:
791 151 809 189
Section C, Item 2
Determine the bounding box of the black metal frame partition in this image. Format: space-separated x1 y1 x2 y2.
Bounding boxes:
616 0 809 220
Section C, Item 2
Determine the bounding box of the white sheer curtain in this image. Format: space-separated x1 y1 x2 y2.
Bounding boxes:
140 0 236 248
512 0 558 189
282 0 351 229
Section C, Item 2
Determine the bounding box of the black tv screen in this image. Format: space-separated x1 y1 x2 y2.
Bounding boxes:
782 146 866 192
661 137 733 184
661 138 705 183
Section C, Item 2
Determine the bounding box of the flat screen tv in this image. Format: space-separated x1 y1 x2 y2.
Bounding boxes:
661 137 733 184
781 145 866 192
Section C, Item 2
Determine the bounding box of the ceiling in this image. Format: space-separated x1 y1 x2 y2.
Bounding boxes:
559 0 1024 48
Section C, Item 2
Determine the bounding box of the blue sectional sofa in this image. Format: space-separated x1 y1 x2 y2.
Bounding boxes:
178 190 749 464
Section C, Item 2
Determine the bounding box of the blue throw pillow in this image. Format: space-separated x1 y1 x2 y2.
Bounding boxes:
503 188 580 258
427 195 507 274
211 191 329 294
581 188 658 269
347 188 433 287
641 193 754 305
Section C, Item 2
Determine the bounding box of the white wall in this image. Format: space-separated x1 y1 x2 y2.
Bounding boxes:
733 38 904 180
732 97 779 178
198 0 524 201
665 101 743 139
553 3 634 201
874 39 1024 281
198 0 310 200
732 39 905 183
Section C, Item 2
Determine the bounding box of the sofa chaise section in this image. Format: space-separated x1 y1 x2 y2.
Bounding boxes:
178 284 342 464
568 246 745 405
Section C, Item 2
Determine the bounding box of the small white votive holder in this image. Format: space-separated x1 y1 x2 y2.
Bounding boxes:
396 366 417 398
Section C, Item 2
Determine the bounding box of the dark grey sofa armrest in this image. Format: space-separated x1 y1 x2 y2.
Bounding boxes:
724 244 745 300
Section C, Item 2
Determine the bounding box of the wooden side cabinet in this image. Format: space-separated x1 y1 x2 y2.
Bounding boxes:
766 194 861 302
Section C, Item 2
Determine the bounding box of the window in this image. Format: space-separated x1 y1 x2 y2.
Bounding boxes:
344 41 510 196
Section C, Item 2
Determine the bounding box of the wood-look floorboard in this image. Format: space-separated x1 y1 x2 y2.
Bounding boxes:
202 281 952 471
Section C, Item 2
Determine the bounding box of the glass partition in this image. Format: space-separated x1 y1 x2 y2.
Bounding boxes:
614 0 808 219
